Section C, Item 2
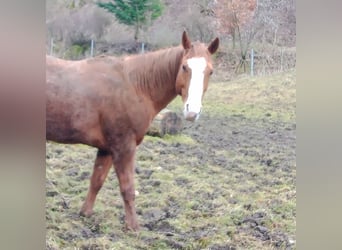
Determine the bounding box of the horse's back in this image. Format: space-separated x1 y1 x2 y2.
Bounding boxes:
45 55 148 148
46 56 115 147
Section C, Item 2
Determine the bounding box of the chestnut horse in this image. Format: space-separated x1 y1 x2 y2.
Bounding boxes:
46 31 219 231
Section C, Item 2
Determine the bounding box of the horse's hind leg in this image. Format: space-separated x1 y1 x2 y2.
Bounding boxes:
80 149 112 217
113 146 139 231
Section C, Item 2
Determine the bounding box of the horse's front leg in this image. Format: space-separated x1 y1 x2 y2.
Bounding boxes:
80 149 113 217
113 145 139 231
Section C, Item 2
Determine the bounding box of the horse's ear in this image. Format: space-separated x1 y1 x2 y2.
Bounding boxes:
182 31 192 50
208 37 219 54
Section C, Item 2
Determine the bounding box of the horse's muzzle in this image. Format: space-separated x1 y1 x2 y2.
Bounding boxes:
184 111 199 122
184 103 201 122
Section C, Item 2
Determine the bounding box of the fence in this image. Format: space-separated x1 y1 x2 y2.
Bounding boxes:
215 46 295 78
48 38 295 77
249 47 296 76
48 38 147 60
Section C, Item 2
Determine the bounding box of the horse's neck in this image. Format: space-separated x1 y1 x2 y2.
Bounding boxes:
126 46 183 116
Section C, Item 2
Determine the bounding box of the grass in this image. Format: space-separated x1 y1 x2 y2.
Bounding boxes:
169 70 296 123
144 134 196 145
206 71 296 122
46 70 296 249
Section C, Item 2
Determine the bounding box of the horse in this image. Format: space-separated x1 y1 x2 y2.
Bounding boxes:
46 31 219 231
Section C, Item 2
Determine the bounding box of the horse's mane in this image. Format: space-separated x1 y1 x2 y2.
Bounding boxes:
123 46 184 96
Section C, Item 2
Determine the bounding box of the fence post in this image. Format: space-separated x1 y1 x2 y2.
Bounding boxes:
90 39 94 57
250 48 254 77
141 42 145 54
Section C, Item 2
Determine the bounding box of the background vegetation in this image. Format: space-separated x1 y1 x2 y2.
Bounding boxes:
97 0 163 41
46 0 295 75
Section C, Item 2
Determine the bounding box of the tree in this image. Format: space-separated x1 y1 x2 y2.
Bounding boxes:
97 0 163 41
256 0 296 47
215 0 256 49
214 0 295 74
214 0 257 73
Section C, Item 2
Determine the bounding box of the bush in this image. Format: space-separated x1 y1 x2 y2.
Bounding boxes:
64 43 89 60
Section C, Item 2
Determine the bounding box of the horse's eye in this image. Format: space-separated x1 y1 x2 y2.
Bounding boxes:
210 70 213 75
182 65 187 71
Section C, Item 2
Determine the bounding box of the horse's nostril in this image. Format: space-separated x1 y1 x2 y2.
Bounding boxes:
185 112 197 122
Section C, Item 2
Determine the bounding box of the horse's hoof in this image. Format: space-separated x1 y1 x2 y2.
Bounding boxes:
125 223 140 232
79 209 93 217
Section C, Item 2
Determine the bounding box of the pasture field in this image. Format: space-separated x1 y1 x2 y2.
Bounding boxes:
46 70 296 249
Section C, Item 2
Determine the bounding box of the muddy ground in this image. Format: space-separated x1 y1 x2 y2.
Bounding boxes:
46 71 296 249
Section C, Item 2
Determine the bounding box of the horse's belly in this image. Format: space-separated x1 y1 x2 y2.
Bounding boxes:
46 105 106 148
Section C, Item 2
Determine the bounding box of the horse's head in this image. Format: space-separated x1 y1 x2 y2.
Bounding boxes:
176 31 219 122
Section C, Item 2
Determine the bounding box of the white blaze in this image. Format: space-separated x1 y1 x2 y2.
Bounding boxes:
184 57 207 117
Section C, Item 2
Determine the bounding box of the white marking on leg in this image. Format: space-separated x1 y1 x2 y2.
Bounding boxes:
184 57 207 118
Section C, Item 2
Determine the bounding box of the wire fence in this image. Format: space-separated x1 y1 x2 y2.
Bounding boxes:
48 38 147 59
48 38 296 77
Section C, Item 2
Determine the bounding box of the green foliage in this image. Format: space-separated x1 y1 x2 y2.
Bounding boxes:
97 0 163 41
64 43 89 60
68 0 86 9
